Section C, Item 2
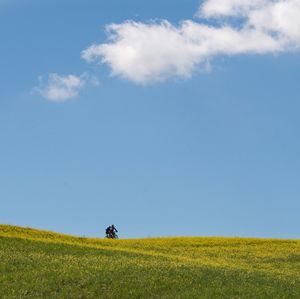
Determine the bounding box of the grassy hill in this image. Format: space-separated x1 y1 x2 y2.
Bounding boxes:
0 225 299 298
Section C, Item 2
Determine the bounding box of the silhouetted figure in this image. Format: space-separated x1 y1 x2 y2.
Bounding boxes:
105 224 118 239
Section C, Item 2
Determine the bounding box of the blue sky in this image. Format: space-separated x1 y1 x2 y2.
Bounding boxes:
1 0 299 238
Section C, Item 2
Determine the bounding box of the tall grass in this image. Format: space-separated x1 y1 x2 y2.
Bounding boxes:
0 224 299 298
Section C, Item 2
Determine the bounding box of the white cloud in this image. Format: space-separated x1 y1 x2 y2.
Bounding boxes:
36 73 85 102
199 0 268 18
82 0 300 84
248 0 300 44
82 21 205 84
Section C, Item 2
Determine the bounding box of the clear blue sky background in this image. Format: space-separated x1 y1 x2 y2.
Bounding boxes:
1 0 299 238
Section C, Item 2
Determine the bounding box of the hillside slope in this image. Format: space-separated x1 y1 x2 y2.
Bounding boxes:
0 225 299 298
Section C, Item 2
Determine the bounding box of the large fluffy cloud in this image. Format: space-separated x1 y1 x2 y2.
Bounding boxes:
82 0 300 84
82 22 204 83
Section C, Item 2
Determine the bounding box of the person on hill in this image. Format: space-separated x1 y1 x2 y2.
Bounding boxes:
105 225 118 238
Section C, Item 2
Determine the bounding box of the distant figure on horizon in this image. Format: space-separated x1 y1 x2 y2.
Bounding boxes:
105 224 118 239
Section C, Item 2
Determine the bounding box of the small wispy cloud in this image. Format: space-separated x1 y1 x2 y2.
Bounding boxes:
82 0 300 85
35 73 85 102
198 0 268 18
34 73 101 102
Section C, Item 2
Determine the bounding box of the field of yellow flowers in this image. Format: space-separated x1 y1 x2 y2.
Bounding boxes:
0 224 299 298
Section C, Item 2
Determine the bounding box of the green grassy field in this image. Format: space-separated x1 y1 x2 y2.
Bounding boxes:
0 225 299 298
